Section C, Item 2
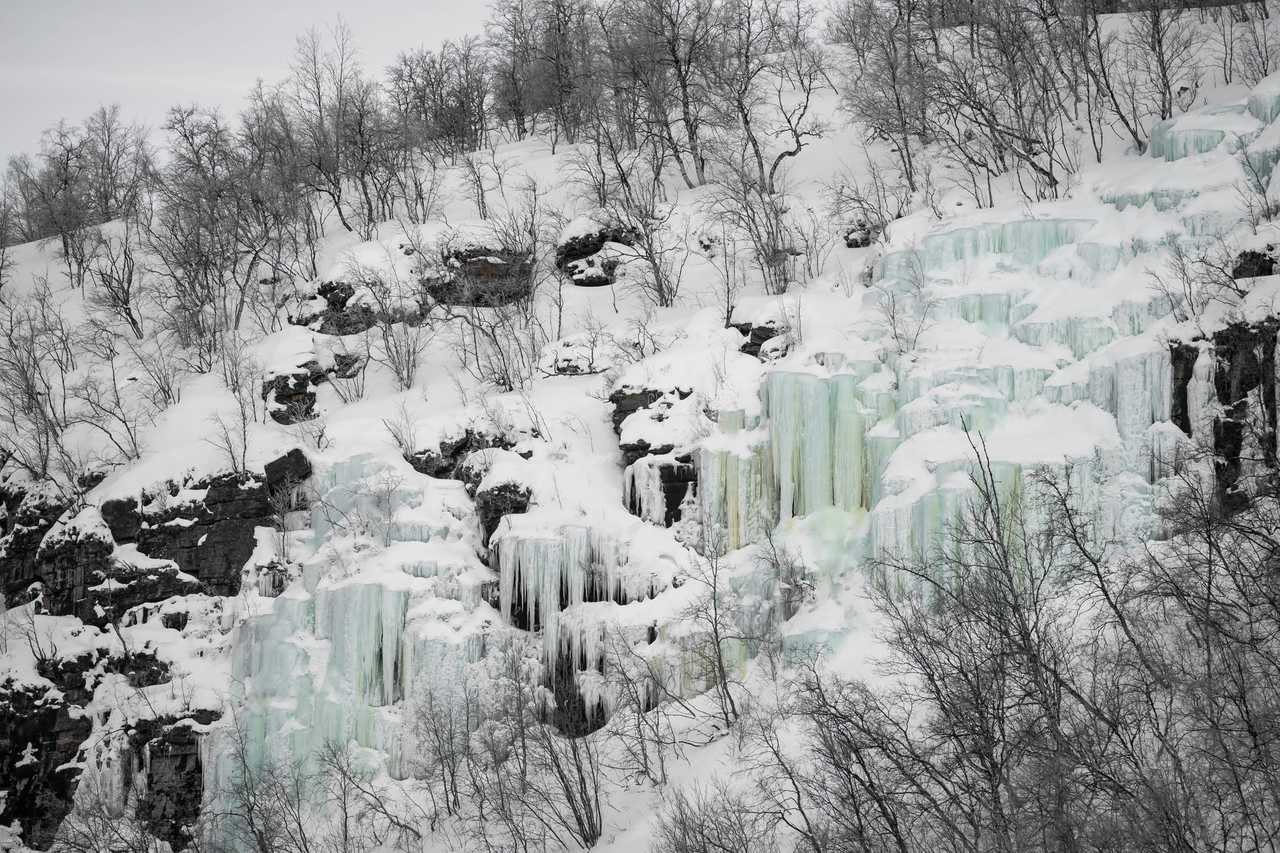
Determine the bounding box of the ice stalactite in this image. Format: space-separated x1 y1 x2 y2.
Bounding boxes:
700 367 901 547
901 363 1053 407
767 370 881 520
1012 315 1119 360
315 581 411 706
493 515 651 674
894 384 1009 439
933 291 1022 328
698 412 777 551
768 372 836 519
1149 104 1261 162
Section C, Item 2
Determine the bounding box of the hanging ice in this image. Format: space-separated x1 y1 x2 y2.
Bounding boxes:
492 512 675 673
1248 71 1280 123
1148 105 1260 162
876 218 1095 284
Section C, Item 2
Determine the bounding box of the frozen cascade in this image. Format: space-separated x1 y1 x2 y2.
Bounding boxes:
207 451 494 815
1248 72 1280 123
623 452 695 528
493 515 655 673
875 218 1095 283
1045 343 1172 475
624 456 670 526
1012 314 1119 360
1187 343 1217 444
901 363 1054 408
315 581 410 706
1101 187 1196 212
698 420 777 551
894 384 1008 438
1149 104 1262 162
934 291 1027 329
865 449 1128 593
1149 123 1227 161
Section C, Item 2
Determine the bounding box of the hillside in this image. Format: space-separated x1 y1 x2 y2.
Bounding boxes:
4 2 1280 851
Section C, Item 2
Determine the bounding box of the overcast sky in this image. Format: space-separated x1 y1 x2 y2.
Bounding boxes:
0 0 490 165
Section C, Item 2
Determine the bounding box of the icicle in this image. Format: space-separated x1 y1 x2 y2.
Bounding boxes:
316 582 410 706
494 519 649 673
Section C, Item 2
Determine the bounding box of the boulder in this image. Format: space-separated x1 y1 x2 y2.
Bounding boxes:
1232 247 1276 279
423 246 534 307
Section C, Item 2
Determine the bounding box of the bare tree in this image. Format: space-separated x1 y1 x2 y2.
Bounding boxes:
86 217 144 338
653 780 778 853
874 246 935 359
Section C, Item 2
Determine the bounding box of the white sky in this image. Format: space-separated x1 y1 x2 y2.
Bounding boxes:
0 0 490 165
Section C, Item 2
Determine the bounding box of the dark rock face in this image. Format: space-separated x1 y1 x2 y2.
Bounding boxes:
101 451 312 599
0 479 72 602
289 281 380 336
1172 320 1280 513
1211 318 1279 512
261 356 366 426
550 645 605 738
606 387 664 435
406 429 516 480
1232 247 1276 280
127 711 221 850
1170 341 1201 437
608 385 695 466
423 246 534 307
84 562 202 627
265 448 313 489
608 385 700 524
36 519 117 622
0 679 91 849
1 594 216 848
261 361 329 425
619 439 675 469
554 221 636 289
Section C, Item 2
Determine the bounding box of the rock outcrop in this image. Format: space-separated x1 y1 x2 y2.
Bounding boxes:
101 450 312 598
261 354 364 425
422 245 534 306
405 429 517 480
0 679 91 849
555 216 636 287
0 478 72 603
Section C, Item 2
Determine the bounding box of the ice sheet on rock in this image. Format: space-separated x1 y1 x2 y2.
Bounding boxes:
1248 71 1280 123
875 218 1096 284
1044 334 1173 474
308 453 478 547
1149 104 1261 162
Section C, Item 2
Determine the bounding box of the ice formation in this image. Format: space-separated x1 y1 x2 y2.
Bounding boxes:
1148 104 1261 162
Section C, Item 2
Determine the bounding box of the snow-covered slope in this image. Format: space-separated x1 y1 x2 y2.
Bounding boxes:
6 21 1280 853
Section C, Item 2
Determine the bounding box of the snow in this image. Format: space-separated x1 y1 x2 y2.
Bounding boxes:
8 13 1280 850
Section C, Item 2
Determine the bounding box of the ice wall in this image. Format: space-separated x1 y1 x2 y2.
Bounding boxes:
492 513 673 674
207 453 492 820
876 218 1095 283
